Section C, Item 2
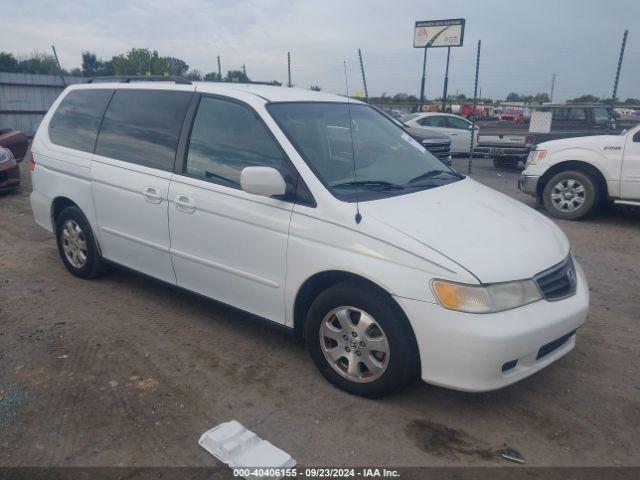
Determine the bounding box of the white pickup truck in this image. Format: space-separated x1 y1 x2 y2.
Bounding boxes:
519 124 640 220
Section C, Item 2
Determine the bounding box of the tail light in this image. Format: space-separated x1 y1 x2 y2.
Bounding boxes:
28 151 36 171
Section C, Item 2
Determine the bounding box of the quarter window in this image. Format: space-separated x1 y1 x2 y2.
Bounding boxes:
185 96 285 188
49 89 113 153
95 89 192 171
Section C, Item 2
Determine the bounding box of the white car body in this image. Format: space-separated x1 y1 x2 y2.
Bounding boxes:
402 112 479 154
30 81 588 392
520 124 640 203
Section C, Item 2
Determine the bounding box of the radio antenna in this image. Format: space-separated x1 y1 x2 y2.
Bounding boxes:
343 61 362 224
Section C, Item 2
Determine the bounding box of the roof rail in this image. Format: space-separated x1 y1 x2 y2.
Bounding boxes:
86 76 192 85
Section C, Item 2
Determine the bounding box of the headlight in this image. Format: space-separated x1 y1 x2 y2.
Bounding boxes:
0 146 13 165
526 150 546 165
432 279 542 313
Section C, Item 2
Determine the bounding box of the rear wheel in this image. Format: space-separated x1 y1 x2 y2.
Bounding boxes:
55 206 105 278
542 170 598 220
305 282 420 397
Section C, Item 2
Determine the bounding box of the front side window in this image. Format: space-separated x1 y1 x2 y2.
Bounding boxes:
268 103 464 202
567 108 587 121
49 89 113 153
95 89 192 171
184 97 286 188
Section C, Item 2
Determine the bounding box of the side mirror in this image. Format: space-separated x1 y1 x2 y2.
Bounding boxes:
633 131 640 143
240 166 286 198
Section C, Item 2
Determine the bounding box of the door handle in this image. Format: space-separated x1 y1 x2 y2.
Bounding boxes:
175 194 196 213
143 186 163 204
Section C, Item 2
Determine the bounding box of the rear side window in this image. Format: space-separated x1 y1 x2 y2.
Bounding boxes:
95 89 192 171
418 116 447 127
184 96 285 188
593 108 611 125
446 116 470 129
49 89 113 153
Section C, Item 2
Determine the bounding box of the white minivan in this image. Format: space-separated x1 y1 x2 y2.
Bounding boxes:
29 79 589 397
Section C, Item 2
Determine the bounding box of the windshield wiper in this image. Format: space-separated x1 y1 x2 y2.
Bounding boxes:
407 169 465 184
331 180 406 190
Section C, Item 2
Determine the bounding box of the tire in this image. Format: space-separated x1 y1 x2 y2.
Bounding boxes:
55 206 105 278
305 282 420 398
542 170 598 220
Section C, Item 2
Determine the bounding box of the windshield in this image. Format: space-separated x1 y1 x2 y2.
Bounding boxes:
268 102 463 202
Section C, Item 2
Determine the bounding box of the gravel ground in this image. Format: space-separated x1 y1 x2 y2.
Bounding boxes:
0 157 638 468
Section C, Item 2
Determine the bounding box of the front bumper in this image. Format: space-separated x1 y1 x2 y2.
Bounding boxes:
518 173 540 195
394 260 589 392
474 145 530 160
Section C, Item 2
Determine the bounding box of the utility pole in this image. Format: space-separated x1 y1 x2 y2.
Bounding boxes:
441 46 451 111
612 29 628 103
358 49 369 102
468 40 481 174
217 55 222 80
242 64 246 76
419 47 428 110
51 45 66 86
550 73 557 102
287 52 292 87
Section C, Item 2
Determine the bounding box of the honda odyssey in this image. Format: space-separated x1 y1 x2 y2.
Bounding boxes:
29 79 589 397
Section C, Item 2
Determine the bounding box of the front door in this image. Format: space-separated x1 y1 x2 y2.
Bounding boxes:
169 95 294 323
620 128 640 200
91 88 194 283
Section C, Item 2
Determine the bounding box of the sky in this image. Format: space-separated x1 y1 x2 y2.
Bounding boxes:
1 0 638 101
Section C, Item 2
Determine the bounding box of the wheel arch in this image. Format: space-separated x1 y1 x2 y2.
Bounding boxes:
51 196 102 255
537 160 608 202
293 270 409 338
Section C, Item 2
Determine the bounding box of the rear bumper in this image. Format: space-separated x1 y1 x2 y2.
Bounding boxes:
394 260 589 392
30 190 53 232
0 163 20 190
518 174 540 195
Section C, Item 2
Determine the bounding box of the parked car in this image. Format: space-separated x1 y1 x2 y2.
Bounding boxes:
519 124 640 219
476 104 617 169
401 112 479 155
373 106 451 166
30 80 588 397
499 110 526 123
0 128 29 191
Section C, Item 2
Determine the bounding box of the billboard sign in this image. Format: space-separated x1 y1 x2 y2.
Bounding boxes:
414 18 465 48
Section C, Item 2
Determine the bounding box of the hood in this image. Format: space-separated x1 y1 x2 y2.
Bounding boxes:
539 134 623 151
361 178 569 283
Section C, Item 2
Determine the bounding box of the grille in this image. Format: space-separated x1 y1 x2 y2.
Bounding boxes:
534 255 577 301
424 141 451 160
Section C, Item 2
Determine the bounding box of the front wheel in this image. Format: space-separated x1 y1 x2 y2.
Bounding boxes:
305 282 420 397
542 170 598 220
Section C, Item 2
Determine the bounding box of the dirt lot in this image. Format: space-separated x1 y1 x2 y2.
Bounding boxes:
1 157 639 468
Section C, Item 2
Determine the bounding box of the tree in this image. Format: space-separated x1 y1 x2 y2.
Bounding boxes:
567 94 601 104
623 98 640 105
203 71 222 82
185 69 202 81
506 92 521 102
310 85 321 91
0 52 18 72
225 70 250 83
82 51 114 77
15 52 59 75
165 57 189 76
111 49 170 76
